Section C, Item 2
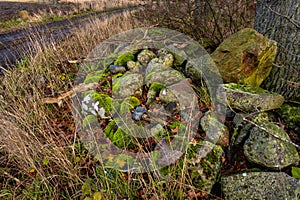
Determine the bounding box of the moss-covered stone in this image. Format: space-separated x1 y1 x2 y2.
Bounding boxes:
220 83 284 112
149 82 166 92
82 90 113 114
120 96 141 115
112 128 138 149
244 123 299 170
211 28 277 86
127 60 141 72
112 73 143 98
159 141 223 196
137 49 156 65
145 69 185 87
165 45 187 66
145 58 171 76
200 111 230 147
222 172 300 200
103 53 118 68
103 120 138 149
104 120 116 138
114 53 135 66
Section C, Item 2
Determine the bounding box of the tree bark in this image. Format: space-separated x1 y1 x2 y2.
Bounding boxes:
254 0 300 101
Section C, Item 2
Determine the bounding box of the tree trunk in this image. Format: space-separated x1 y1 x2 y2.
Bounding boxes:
254 0 300 101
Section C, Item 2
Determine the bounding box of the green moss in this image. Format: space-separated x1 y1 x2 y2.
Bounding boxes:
120 96 141 114
245 40 277 86
84 70 104 84
278 103 300 131
112 128 137 149
149 82 166 92
224 83 271 94
112 72 124 79
104 120 116 138
114 53 135 66
82 115 98 130
144 71 156 83
83 91 113 113
112 81 121 94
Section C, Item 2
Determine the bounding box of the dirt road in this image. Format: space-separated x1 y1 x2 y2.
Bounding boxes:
0 5 141 72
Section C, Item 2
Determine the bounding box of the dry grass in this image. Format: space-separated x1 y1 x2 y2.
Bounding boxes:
0 10 144 199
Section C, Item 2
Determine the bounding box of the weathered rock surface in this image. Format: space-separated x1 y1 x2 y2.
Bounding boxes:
112 73 143 98
244 122 299 169
222 172 300 200
220 83 284 112
145 69 185 87
211 28 277 86
200 111 230 147
159 141 224 197
137 49 157 65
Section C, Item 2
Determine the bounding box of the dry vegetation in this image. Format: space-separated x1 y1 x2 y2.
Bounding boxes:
0 1 256 199
0 0 143 33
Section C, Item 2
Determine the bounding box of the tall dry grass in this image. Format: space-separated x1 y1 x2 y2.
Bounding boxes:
0 10 143 199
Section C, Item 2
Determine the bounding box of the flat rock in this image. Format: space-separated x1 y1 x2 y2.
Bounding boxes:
220 83 284 112
211 28 277 86
222 172 300 200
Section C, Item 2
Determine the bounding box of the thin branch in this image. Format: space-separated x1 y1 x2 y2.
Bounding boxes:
42 83 98 106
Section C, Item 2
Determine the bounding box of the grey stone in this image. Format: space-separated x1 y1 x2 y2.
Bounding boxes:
159 141 224 196
222 172 300 200
137 49 157 65
112 73 143 98
145 69 185 87
200 111 230 147
219 83 284 112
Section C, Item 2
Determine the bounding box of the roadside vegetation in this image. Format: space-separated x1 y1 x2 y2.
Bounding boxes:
0 1 272 199
0 0 142 33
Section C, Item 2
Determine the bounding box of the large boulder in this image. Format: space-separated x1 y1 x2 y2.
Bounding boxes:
211 28 277 86
222 172 300 200
219 83 284 112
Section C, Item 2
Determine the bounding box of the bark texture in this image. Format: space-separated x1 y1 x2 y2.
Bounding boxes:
254 0 300 101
